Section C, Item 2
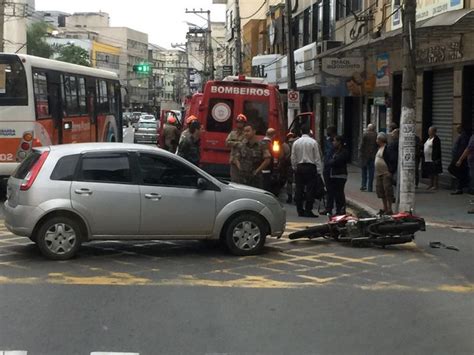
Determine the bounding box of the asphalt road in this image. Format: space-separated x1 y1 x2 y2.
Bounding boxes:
0 202 473 354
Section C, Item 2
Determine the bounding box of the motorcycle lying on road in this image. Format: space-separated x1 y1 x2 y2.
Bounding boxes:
289 212 426 247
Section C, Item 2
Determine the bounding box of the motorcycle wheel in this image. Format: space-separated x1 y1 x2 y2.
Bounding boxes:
289 224 331 240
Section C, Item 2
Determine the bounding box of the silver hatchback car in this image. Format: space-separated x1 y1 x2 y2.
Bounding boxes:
5 143 286 260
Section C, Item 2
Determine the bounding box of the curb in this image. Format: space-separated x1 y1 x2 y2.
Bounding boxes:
346 196 474 229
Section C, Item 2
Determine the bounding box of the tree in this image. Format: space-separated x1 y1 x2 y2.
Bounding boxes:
56 44 91 67
27 22 54 58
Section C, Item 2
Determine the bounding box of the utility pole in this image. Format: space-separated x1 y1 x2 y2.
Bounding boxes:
285 0 297 127
397 0 417 212
185 8 215 81
207 10 214 80
172 42 191 95
0 0 5 52
234 0 242 74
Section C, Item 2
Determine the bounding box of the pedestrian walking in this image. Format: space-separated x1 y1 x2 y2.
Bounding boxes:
225 113 247 183
456 133 474 212
291 125 323 218
359 123 378 192
234 124 271 189
162 115 181 153
327 135 350 215
261 128 276 192
448 125 470 194
422 126 443 191
375 133 397 215
323 126 337 214
283 132 297 203
177 116 201 166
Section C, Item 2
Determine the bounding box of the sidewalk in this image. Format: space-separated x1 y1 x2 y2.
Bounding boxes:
345 165 474 228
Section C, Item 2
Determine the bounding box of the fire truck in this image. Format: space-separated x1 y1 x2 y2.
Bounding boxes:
183 76 287 179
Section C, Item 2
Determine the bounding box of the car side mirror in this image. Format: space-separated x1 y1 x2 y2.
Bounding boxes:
197 178 208 190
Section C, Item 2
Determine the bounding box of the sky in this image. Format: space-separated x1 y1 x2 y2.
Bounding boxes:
35 0 226 48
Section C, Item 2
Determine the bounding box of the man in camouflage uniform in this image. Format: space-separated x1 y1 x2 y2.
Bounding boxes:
177 116 201 166
162 115 181 153
226 113 247 183
234 124 271 189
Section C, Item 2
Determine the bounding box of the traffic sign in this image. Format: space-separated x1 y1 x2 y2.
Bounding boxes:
288 90 300 110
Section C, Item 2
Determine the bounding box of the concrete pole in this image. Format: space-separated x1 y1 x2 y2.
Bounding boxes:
234 0 242 74
207 10 214 80
397 0 417 212
285 0 297 127
0 0 5 52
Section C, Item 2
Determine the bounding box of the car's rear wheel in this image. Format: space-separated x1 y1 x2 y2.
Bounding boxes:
224 214 267 256
36 216 82 260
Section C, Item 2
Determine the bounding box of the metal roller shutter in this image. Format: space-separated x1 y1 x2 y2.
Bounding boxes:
432 70 453 172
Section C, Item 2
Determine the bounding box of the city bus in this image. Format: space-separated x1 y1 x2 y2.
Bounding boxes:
0 53 123 181
186 75 287 178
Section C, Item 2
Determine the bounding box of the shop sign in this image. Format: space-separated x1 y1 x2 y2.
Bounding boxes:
416 40 463 65
376 53 390 87
392 0 464 30
321 57 365 97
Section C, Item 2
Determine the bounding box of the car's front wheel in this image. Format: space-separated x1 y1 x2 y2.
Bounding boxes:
224 214 268 256
36 216 83 260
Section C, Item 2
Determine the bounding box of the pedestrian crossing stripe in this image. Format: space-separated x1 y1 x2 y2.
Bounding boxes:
0 352 140 355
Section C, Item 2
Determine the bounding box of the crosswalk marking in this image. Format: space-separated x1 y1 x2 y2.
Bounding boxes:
0 352 139 355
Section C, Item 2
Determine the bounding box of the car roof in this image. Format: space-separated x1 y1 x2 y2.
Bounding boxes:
38 143 163 155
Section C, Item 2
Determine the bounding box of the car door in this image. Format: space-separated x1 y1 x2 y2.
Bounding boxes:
136 152 216 237
71 152 140 237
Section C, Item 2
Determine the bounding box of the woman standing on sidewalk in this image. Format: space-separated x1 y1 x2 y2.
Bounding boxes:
327 135 350 215
423 126 443 191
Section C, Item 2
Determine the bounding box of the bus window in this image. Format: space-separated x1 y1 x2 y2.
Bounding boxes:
78 77 87 114
63 75 79 115
97 79 109 113
243 100 268 135
206 98 233 133
0 55 27 106
33 71 50 118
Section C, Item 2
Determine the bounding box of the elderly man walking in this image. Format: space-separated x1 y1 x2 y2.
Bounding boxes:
359 123 378 192
291 125 323 218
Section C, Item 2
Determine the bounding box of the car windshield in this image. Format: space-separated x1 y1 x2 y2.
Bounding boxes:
141 115 155 120
138 122 156 129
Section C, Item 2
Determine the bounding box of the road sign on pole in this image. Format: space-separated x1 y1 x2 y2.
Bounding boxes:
288 90 300 110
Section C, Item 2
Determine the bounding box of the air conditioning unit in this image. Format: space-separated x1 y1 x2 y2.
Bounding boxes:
316 41 343 55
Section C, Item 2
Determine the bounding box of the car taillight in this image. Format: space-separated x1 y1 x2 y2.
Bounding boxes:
20 151 49 191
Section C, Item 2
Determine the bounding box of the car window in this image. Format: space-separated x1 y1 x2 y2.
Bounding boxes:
12 151 41 179
243 100 269 136
80 153 132 184
138 153 200 188
51 154 79 181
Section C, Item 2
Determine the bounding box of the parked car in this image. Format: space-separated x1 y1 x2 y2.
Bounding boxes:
4 144 286 260
139 114 156 122
134 121 158 144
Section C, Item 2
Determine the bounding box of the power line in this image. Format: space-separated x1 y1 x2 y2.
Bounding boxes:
241 0 267 20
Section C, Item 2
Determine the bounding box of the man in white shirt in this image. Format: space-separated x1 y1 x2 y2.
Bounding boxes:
291 126 323 217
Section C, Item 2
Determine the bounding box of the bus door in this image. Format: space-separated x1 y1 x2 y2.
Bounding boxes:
45 71 63 145
201 98 234 169
86 77 97 142
60 74 91 144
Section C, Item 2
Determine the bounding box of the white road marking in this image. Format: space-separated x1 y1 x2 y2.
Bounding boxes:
91 352 139 355
0 352 28 355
